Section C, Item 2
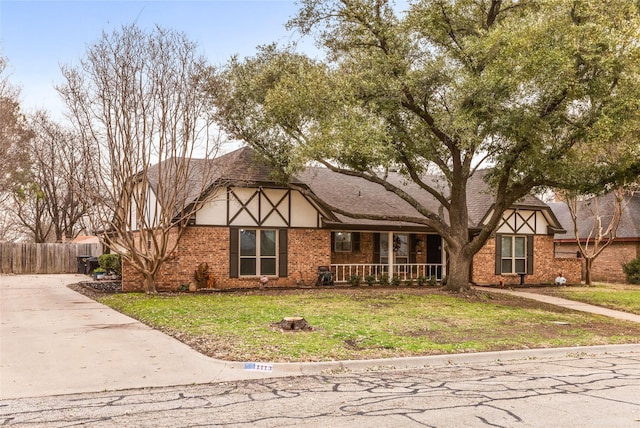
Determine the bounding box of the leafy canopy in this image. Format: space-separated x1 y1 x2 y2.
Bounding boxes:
211 0 640 288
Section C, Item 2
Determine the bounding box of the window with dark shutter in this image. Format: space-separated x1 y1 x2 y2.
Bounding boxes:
229 227 239 278
495 234 502 275
279 229 288 277
527 235 534 275
373 233 380 263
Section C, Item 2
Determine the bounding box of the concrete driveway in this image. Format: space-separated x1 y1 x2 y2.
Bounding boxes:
0 274 266 399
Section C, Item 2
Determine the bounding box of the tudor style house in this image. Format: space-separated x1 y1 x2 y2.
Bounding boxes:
121 147 581 292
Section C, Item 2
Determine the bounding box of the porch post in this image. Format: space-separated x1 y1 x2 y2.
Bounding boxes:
388 231 394 278
441 240 447 279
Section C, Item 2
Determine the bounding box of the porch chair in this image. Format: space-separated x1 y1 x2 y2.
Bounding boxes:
316 266 334 286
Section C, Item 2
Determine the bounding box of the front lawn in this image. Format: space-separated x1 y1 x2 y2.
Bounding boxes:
97 287 640 362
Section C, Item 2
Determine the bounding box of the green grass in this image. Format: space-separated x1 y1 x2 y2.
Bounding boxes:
98 288 640 362
538 283 640 315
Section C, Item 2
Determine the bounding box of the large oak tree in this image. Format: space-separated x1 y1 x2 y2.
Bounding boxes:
210 0 640 291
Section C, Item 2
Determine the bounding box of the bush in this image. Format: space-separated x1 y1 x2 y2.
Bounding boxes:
391 275 401 286
348 274 362 287
416 276 427 286
379 274 390 286
364 275 376 286
622 257 640 285
403 278 413 286
98 254 122 276
427 276 438 287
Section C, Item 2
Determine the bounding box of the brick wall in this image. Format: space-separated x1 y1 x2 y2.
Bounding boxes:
331 232 374 264
122 227 592 291
555 241 640 283
122 226 331 291
472 235 582 286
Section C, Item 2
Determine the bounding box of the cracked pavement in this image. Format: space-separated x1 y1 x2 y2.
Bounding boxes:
2 351 639 427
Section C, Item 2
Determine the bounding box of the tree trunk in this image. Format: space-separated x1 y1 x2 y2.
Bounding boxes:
143 274 157 294
274 317 313 331
442 251 472 292
585 258 593 286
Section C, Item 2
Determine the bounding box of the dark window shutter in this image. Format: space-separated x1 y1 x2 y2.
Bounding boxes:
495 234 502 275
229 227 239 278
527 235 534 275
279 229 288 277
331 232 335 253
353 232 360 252
409 234 417 263
373 233 380 263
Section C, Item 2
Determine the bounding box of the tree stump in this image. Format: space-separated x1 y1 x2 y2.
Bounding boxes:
273 317 313 331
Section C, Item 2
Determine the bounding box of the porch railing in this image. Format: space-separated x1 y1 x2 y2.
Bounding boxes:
331 263 443 283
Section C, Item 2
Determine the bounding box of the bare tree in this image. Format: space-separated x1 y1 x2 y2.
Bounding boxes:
10 112 91 242
565 188 634 285
58 24 220 293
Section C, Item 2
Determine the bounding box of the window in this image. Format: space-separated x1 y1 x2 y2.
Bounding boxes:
334 232 352 252
239 229 277 276
380 234 409 264
501 235 526 274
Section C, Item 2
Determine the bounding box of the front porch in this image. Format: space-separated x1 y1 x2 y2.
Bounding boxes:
329 230 446 284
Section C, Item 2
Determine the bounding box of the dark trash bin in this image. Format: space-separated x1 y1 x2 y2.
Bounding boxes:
76 255 92 274
87 257 100 275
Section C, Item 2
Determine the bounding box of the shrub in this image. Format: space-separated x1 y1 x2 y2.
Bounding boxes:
416 276 427 286
98 254 122 276
427 276 438 287
348 274 362 287
364 275 376 286
379 274 389 286
391 275 401 286
403 278 413 286
622 257 640 285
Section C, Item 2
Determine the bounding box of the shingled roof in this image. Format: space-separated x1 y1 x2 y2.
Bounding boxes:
296 166 549 230
145 146 557 230
550 192 640 242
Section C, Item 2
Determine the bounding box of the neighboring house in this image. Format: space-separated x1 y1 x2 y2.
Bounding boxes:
121 147 581 292
550 193 640 283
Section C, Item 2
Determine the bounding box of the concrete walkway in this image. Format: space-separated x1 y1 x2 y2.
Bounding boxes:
2 275 640 400
475 286 640 323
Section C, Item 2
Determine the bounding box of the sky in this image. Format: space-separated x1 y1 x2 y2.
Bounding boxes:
0 0 314 119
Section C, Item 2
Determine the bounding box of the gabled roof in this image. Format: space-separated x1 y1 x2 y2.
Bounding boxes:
550 192 640 241
145 147 306 214
145 146 559 230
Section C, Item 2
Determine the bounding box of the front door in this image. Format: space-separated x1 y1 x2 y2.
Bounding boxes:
426 235 443 279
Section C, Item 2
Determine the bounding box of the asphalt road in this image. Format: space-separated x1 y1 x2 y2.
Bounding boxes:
2 350 640 427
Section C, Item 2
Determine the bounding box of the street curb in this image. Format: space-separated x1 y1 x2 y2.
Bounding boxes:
226 343 640 379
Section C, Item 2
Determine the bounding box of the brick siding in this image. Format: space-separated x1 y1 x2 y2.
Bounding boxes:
472 235 582 286
122 228 586 291
122 226 331 292
555 241 640 283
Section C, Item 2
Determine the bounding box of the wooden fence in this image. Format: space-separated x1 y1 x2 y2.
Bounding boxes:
0 243 102 274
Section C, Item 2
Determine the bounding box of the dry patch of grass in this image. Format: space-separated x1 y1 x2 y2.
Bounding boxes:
96 287 640 362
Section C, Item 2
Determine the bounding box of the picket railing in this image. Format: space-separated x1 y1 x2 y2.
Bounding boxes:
331 263 444 283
